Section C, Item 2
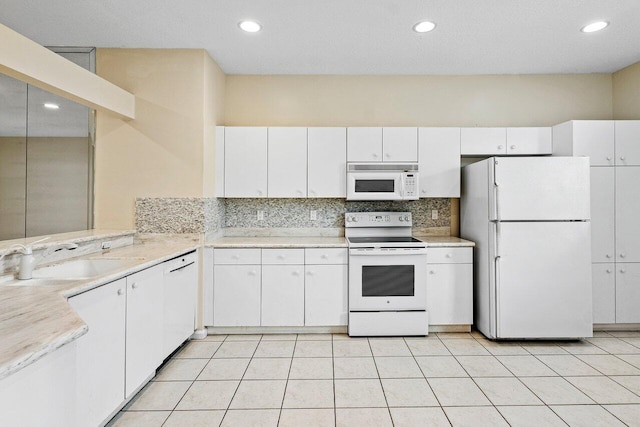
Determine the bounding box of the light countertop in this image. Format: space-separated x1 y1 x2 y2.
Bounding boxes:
0 233 200 380
416 236 475 247
207 236 348 248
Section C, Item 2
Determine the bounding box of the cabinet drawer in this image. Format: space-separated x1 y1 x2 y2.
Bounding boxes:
305 248 348 264
427 247 472 264
262 249 304 264
214 248 261 265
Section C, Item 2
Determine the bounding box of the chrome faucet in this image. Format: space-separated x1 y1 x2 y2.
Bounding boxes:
0 238 79 280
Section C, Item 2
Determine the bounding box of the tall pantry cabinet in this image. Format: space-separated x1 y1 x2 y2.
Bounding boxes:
553 120 640 324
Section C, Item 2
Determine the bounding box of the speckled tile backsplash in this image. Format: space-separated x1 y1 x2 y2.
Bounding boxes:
224 198 451 234
136 198 225 234
136 197 451 235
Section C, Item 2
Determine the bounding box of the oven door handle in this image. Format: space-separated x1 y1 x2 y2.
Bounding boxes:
349 248 428 256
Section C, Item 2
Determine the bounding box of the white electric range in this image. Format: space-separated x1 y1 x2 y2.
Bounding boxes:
346 212 428 336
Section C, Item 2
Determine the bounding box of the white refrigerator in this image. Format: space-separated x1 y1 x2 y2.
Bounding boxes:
461 157 593 339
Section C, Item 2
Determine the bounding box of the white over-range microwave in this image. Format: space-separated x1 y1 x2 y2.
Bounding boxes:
346 163 419 201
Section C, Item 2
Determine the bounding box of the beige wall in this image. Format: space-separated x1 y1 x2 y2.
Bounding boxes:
203 54 227 198
95 49 226 229
225 74 613 127
613 61 640 119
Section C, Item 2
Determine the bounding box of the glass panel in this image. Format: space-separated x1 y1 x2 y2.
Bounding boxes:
355 179 395 193
0 74 27 240
362 265 415 296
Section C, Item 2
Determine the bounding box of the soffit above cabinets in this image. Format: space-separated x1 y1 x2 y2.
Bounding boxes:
2 0 640 75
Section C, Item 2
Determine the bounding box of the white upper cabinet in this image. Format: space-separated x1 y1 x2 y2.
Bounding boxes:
347 127 383 161
308 127 346 198
506 127 552 155
268 127 307 197
552 120 614 166
460 127 507 156
418 127 460 197
615 121 640 166
382 127 418 162
225 127 268 197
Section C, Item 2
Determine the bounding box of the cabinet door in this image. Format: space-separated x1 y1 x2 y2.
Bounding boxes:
347 127 382 161
590 167 615 262
224 127 267 197
268 127 307 197
616 167 640 262
460 128 507 156
203 248 214 326
308 127 346 198
573 121 614 166
262 265 305 326
213 265 261 326
305 264 348 326
418 127 460 197
126 264 164 397
383 127 418 162
426 263 473 325
615 120 640 166
616 263 640 323
69 278 126 427
592 263 615 324
506 127 552 155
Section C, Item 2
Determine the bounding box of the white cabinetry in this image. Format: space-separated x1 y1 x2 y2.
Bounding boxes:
69 278 126 427
418 127 460 197
426 247 473 325
382 127 418 161
461 128 506 156
125 264 164 397
305 248 348 326
506 127 552 155
213 249 261 326
347 127 383 161
262 249 305 326
163 252 198 358
308 127 347 197
554 120 640 325
461 127 551 156
268 127 307 197
347 127 418 162
224 127 268 197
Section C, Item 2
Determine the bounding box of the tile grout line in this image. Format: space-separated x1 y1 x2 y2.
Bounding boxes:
276 334 297 426
366 337 395 425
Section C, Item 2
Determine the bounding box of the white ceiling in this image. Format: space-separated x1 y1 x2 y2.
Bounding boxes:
1 0 640 75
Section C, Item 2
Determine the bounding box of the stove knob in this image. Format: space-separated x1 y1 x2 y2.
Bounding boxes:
399 216 404 222
404 215 410 222
353 217 358 222
346 216 352 222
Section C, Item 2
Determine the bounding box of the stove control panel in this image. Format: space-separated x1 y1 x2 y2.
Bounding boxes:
345 212 412 227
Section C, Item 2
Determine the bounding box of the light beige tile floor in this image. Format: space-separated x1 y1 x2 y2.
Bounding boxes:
108 331 640 426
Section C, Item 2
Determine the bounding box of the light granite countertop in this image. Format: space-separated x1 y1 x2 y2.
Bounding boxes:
207 236 348 248
207 235 474 248
0 229 136 254
0 233 201 381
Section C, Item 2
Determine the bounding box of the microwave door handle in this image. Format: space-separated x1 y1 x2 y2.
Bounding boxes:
400 174 405 198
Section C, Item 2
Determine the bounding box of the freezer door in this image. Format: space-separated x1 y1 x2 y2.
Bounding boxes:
494 222 592 338
490 157 590 221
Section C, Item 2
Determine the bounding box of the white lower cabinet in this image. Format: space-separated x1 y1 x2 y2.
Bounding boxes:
592 263 615 324
213 264 261 326
426 247 473 325
125 264 164 397
69 278 126 427
262 265 305 326
616 263 640 323
305 264 348 326
210 247 348 328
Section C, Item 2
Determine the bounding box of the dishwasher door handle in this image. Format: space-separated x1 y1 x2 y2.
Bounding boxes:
167 261 195 274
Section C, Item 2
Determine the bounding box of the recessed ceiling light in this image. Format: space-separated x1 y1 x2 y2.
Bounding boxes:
238 20 262 33
413 21 436 33
581 21 609 33
43 103 59 110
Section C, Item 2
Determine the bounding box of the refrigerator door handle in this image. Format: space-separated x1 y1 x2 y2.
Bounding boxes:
494 181 501 221
494 255 501 337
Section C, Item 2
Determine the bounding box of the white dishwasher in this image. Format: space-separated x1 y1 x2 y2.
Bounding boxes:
163 251 198 358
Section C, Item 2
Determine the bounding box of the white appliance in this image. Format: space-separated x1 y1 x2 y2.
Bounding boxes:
346 163 419 201
163 251 197 357
346 212 428 336
461 156 593 339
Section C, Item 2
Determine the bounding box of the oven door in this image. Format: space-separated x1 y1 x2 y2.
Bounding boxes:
349 247 427 311
346 172 403 200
